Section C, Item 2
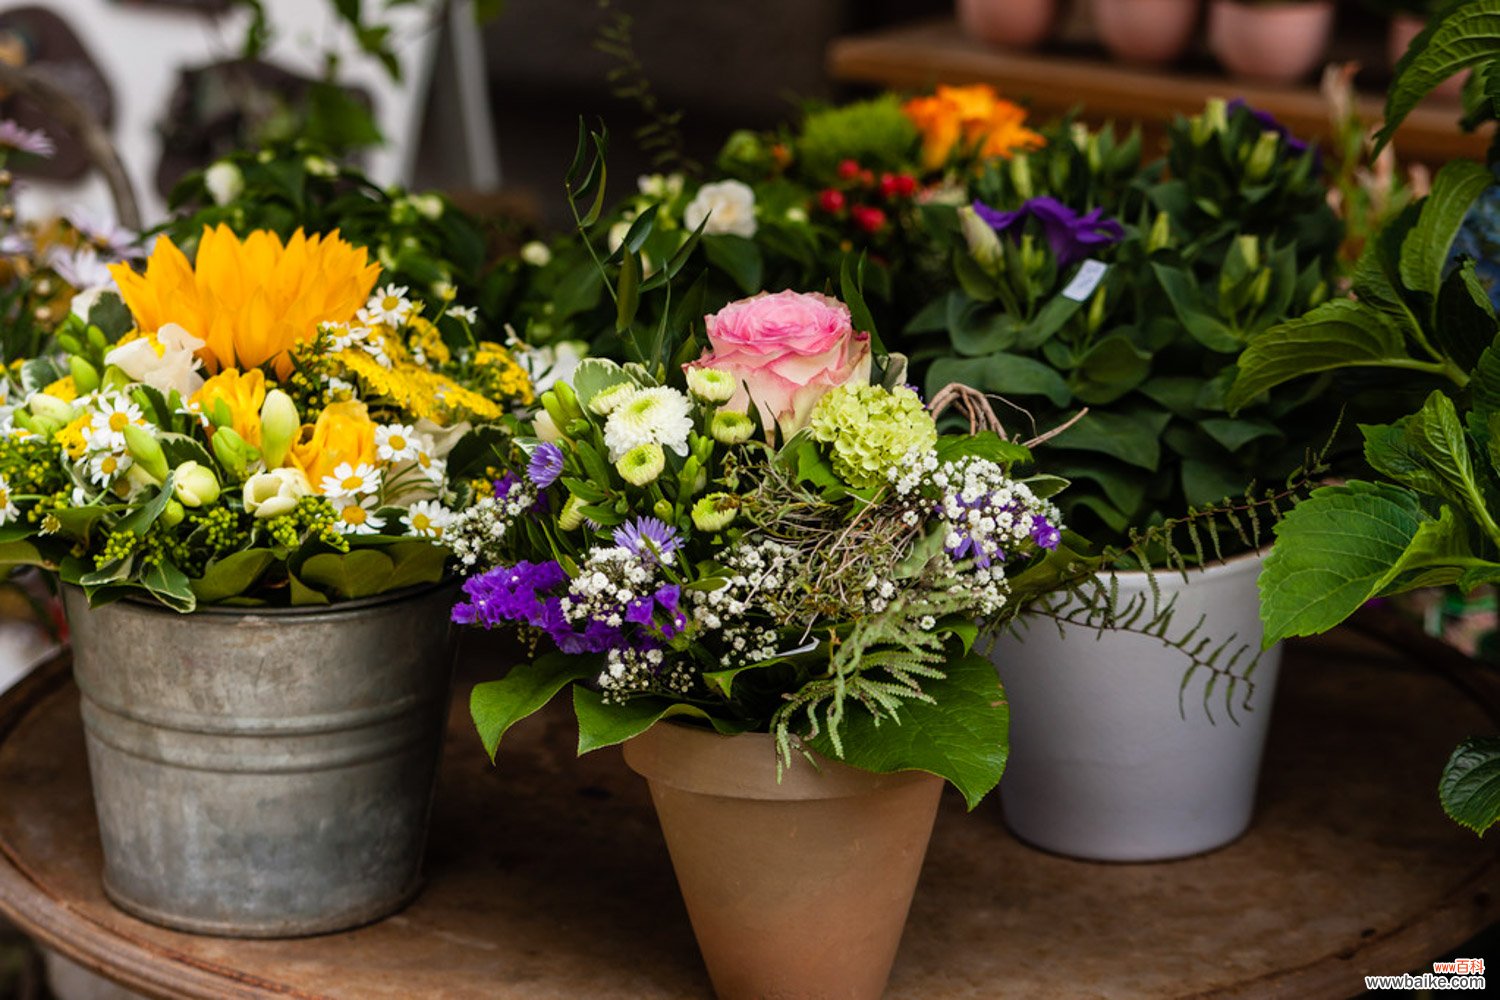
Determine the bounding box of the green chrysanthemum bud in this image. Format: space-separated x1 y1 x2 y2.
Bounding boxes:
685 366 737 404
123 424 168 482
616 442 666 486
259 389 299 469
691 493 739 532
710 410 755 445
558 494 587 531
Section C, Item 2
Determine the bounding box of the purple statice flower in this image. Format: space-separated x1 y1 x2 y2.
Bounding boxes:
625 583 686 638
452 560 568 629
1227 99 1319 166
493 471 522 498
1030 515 1061 550
527 442 565 489
973 197 1124 267
0 120 53 158
613 516 681 564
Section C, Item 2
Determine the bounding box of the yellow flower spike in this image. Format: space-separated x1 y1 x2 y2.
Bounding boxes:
109 225 380 379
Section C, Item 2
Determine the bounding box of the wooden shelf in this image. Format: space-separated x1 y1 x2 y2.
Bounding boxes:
828 19 1491 165
0 625 1496 998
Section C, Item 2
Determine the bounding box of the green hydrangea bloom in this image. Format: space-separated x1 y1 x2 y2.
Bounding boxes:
808 385 937 489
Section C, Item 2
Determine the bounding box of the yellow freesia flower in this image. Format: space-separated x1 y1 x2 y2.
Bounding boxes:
902 84 1045 171
288 400 379 490
193 368 267 447
108 226 380 379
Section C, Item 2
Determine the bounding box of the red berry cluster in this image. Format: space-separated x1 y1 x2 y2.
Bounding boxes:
814 159 918 235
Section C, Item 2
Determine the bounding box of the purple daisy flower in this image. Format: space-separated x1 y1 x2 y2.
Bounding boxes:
0 120 54 158
973 197 1124 267
613 516 681 564
527 442 565 489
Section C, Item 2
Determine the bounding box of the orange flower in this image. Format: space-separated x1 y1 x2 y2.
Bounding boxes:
288 400 379 490
902 84 1045 171
192 368 267 447
108 226 380 379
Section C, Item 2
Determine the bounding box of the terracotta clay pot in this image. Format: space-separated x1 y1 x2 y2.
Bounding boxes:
1094 0 1200 65
1390 14 1465 102
623 722 943 1000
1207 0 1335 84
957 0 1058 49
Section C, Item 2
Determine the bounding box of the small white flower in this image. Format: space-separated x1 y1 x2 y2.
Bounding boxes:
330 493 385 535
326 376 355 397
360 285 413 328
320 462 381 498
0 474 17 524
88 451 132 486
204 161 244 206
413 439 447 484
519 241 552 267
683 179 757 238
87 396 144 452
326 323 369 352
402 499 452 539
445 305 478 324
375 424 420 463
602 386 694 461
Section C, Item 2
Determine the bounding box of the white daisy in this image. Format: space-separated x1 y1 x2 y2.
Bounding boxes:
325 323 370 352
359 285 413 328
412 436 447 484
88 451 132 487
375 424 420 463
326 376 356 397
0 475 17 525
402 499 452 539
320 462 382 498
330 494 385 535
87 396 143 451
602 386 694 461
445 305 478 323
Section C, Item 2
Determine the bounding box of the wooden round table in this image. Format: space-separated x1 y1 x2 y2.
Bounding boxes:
0 620 1496 999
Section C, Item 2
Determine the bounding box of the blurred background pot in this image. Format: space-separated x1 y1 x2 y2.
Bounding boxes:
987 552 1282 861
1389 13 1465 101
67 582 458 938
1207 0 1335 83
1094 0 1200 65
623 721 942 1000
957 0 1059 49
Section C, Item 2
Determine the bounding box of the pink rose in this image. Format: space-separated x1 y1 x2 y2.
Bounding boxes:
687 291 872 442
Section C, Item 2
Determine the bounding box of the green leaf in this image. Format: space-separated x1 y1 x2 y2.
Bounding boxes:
615 249 640 334
573 687 729 754
569 358 631 409
1259 481 1427 644
1400 390 1499 536
1227 300 1413 412
299 549 396 600
1377 1 1500 153
703 235 763 295
1153 263 1241 352
1048 407 1172 470
1439 736 1500 836
141 559 196 612
1200 416 1283 453
803 651 1009 810
926 354 1071 408
1068 334 1152 405
0 540 45 568
471 653 597 760
1434 259 1498 372
190 549 276 604
383 541 449 591
1399 159 1494 299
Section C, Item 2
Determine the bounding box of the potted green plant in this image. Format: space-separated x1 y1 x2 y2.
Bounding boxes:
1207 0 1337 83
1093 0 1201 66
0 218 535 936
451 130 1071 999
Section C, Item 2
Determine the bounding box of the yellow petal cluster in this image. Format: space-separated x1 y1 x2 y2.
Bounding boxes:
287 400 379 489
338 350 504 424
108 226 380 379
192 369 267 447
902 84 1045 171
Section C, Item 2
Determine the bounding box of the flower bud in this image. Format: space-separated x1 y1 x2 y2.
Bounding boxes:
1192 98 1229 145
616 442 666 486
691 493 739 532
207 396 234 429
1248 269 1272 308
1069 122 1090 152
123 424 168 482
1087 287 1108 335
243 468 312 519
1146 210 1173 254
70 356 100 395
173 461 220 507
685 366 737 404
101 365 132 392
958 206 1004 274
259 389 299 468
1243 130 1280 183
1233 235 1261 273
558 494 587 531
520 241 553 268
1009 154 1034 200
678 455 706 495
652 498 674 521
710 410 755 445
26 392 77 428
534 409 564 443
204 160 244 206
210 427 257 481
161 500 185 528
588 382 636 416
551 380 583 421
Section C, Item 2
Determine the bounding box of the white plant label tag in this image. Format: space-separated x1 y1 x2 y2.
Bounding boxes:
1061 259 1108 302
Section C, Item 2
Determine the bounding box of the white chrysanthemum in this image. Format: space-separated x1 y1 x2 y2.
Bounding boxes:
403 499 452 540
88 451 132 487
321 462 381 497
0 475 16 525
375 424 420 463
603 386 694 461
331 494 385 535
359 285 413 328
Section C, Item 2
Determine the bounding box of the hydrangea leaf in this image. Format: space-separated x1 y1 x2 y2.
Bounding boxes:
572 687 750 755
803 650 1009 810
299 548 396 600
1439 737 1500 836
190 549 276 604
1378 2 1500 153
1227 300 1412 412
471 654 597 761
1399 159 1494 300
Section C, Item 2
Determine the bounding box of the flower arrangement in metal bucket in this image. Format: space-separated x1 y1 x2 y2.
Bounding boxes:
0 224 534 610
452 283 1069 805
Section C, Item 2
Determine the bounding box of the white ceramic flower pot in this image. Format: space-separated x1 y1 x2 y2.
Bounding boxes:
1207 0 1335 84
957 0 1058 49
1093 0 1200 66
989 551 1283 861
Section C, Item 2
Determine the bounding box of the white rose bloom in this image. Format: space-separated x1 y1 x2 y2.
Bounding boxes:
684 180 757 238
243 468 313 519
204 161 244 206
104 323 206 399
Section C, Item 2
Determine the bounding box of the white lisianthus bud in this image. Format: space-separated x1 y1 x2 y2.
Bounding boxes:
958 206 1004 273
533 409 564 443
685 366 737 404
204 161 244 206
243 467 312 519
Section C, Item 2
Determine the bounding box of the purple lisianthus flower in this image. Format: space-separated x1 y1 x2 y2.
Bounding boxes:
527 442 565 489
613 516 681 564
973 197 1124 267
1227 99 1319 166
0 120 54 158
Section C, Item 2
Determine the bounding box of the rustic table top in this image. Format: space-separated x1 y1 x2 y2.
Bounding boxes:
826 19 1492 166
0 621 1496 1000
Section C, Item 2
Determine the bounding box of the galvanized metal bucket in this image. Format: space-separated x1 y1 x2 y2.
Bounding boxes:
65 582 458 938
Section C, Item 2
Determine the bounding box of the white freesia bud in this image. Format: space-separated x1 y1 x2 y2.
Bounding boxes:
204 161 244 206
173 461 220 507
243 467 312 519
958 206 1004 272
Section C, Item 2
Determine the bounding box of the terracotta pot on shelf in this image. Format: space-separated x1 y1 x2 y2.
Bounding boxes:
1390 14 1466 102
956 0 1058 49
623 722 943 1000
1206 0 1336 84
1094 0 1200 66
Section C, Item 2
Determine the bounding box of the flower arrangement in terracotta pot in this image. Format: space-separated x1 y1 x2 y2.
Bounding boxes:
451 127 1073 1000
1207 0 1337 83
